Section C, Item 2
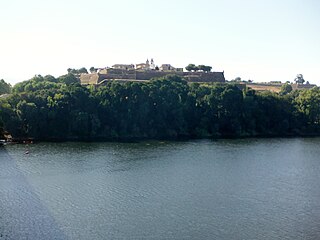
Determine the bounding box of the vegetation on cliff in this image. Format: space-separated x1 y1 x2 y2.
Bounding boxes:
1 75 320 141
0 79 12 95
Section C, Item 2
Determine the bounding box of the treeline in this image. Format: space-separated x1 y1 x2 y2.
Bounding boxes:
1 74 320 141
0 79 12 95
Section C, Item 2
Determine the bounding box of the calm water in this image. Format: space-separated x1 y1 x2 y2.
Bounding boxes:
1 138 320 239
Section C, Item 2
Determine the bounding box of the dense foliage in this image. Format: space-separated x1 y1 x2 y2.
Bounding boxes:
185 64 212 72
67 68 88 74
1 75 320 141
0 79 12 94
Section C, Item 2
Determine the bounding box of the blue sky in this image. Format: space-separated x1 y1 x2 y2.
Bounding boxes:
0 0 319 85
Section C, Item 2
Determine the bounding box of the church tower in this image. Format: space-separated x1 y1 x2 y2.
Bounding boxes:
150 58 156 70
146 59 150 70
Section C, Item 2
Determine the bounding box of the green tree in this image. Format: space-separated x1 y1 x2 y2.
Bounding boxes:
280 83 293 95
295 87 320 126
67 68 88 74
44 75 57 83
198 65 212 73
4 71 320 141
295 74 305 84
58 73 80 85
186 64 196 72
0 79 12 94
78 67 88 74
0 113 4 139
203 65 212 72
89 67 96 73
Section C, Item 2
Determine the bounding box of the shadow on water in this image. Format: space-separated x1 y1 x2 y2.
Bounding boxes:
0 146 67 240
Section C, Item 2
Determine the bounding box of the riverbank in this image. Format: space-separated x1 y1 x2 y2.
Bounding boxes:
7 131 320 144
2 75 320 142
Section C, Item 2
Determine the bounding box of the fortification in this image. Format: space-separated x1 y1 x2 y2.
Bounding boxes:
80 70 225 85
80 59 225 85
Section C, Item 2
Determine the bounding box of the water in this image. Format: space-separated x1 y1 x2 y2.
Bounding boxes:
1 138 320 239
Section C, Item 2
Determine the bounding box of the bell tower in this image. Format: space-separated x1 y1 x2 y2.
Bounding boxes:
150 58 155 70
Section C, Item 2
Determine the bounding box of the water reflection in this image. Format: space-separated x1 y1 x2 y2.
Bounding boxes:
1 139 320 239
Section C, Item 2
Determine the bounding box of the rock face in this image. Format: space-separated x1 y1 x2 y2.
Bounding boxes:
80 70 225 85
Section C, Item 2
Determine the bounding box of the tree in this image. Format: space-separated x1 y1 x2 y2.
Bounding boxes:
58 73 80 85
0 127 3 140
295 74 305 84
295 87 320 125
0 113 4 139
186 64 197 72
44 75 57 83
203 65 212 72
279 83 293 95
0 79 12 94
4 71 320 140
67 68 88 74
198 65 206 72
89 67 96 73
198 65 212 73
78 67 88 74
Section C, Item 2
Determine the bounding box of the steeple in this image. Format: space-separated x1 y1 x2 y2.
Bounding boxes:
150 58 155 70
146 59 150 65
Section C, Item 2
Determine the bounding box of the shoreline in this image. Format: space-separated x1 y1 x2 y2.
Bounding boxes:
5 133 320 144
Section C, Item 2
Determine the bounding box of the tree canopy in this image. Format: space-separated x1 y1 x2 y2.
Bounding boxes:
0 79 12 94
1 74 320 141
185 64 212 72
280 83 293 95
67 68 88 74
295 74 305 84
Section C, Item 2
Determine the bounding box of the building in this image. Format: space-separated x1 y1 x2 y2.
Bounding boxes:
79 59 225 85
136 59 151 70
112 64 135 70
159 64 182 72
150 58 156 70
97 68 109 74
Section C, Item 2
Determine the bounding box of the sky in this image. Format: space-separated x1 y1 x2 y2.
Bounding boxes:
0 0 319 85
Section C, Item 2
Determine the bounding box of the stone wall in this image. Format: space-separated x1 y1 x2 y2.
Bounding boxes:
80 71 226 85
183 72 225 83
136 71 184 80
80 73 100 85
292 83 317 90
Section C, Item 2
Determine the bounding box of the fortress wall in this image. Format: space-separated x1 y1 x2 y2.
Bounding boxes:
136 71 184 80
107 69 136 75
183 72 225 82
101 74 136 80
80 71 226 85
293 83 317 90
80 73 100 85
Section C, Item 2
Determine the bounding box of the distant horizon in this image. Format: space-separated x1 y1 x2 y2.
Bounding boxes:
1 0 319 85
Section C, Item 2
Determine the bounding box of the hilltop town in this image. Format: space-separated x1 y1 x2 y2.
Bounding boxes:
80 59 225 85
78 59 316 93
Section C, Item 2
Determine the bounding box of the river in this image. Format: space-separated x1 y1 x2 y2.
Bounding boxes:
1 138 320 239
